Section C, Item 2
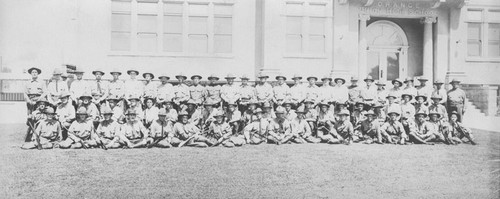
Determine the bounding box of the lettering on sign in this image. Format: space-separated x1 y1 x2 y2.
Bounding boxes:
359 0 438 17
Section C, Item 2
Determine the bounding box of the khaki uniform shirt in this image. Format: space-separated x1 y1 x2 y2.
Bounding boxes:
173 122 200 140
121 120 148 139
108 80 125 99
205 84 222 104
37 119 61 140
96 119 120 139
255 83 273 102
221 84 240 104
149 119 173 138
189 84 206 104
68 120 93 139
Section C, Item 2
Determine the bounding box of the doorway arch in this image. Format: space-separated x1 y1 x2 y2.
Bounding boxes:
366 20 409 81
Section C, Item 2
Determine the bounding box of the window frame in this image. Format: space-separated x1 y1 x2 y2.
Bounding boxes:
465 7 500 62
109 0 235 58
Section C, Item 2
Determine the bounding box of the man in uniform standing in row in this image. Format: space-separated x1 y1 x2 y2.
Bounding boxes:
447 79 467 122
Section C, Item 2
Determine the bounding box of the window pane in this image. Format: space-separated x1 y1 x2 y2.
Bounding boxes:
488 10 500 22
164 2 183 14
286 3 303 16
138 15 157 33
111 32 131 51
309 35 325 53
137 33 157 52
468 23 481 40
214 17 232 34
214 35 232 53
488 41 500 57
310 17 325 35
286 16 302 34
111 1 131 12
468 9 483 21
137 2 158 14
214 4 233 16
489 23 500 41
309 4 326 17
189 3 208 16
164 15 182 33
163 33 182 52
188 34 208 53
189 16 207 34
467 41 481 56
111 14 131 32
286 34 302 53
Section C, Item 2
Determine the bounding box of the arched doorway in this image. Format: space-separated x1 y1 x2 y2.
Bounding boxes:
366 20 408 81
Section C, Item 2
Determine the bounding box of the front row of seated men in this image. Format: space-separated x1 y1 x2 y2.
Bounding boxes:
22 97 476 150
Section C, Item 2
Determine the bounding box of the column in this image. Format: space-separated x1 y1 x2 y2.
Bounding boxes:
421 17 436 82
358 14 370 79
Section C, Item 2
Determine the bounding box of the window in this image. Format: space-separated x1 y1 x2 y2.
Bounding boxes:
466 9 500 59
284 1 328 55
110 0 234 55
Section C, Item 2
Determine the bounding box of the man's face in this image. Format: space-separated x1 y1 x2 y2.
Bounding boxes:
130 99 137 106
177 77 185 83
47 114 55 120
419 80 427 86
76 73 84 80
248 104 256 111
435 84 442 89
188 104 195 111
277 78 285 85
320 105 328 112
161 77 168 84
146 100 153 108
432 98 440 104
393 82 401 88
284 104 291 112
112 73 119 80
83 98 90 104
276 113 285 120
389 113 398 121
406 81 413 86
127 114 137 121
78 114 87 121
308 79 316 85
181 116 189 124
104 114 112 120
242 79 248 85
53 74 61 81
356 104 364 110
159 115 166 121
403 96 410 102
366 80 373 86
95 73 103 80
209 78 216 84
259 77 267 84
165 103 173 109
388 97 395 103
339 115 347 121
336 80 343 85
351 80 358 86
430 114 438 122
297 113 305 120
109 100 116 108
416 115 425 123
293 79 300 84
129 72 138 79
322 79 330 86
450 114 458 122
227 78 234 85
417 97 424 104
215 116 224 123
256 113 263 119
61 96 69 104
193 78 200 85
264 107 272 113
229 105 236 112
30 70 39 78
367 115 374 122
305 102 312 109
452 83 459 89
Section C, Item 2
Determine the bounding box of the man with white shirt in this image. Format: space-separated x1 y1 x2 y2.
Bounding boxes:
47 68 69 107
272 74 290 107
69 67 90 108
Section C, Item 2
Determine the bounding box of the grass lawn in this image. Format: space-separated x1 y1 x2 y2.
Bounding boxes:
0 123 499 198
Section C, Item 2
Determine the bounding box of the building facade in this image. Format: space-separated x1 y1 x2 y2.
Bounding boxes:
0 0 499 85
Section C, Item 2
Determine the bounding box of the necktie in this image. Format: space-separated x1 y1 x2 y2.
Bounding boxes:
97 81 102 94
56 81 59 92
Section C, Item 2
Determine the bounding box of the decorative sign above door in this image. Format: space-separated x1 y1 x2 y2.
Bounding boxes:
358 0 439 17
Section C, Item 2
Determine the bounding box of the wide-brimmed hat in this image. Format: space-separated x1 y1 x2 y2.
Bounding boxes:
401 93 413 100
418 76 429 81
450 78 461 84
321 75 332 81
295 106 306 114
334 77 346 84
186 99 197 106
128 95 140 101
351 76 359 81
386 93 397 99
403 77 414 83
376 80 386 86
27 67 41 74
371 103 384 108
191 75 202 80
275 106 286 114
207 74 219 80
415 111 427 118
143 72 155 79
58 91 71 99
365 110 376 116
158 109 167 116
127 68 139 75
275 74 287 80
338 109 350 116
225 73 237 79
415 94 427 101
178 110 190 117
36 99 48 105
158 73 170 80
53 68 63 75
106 96 119 102
387 109 400 116
304 98 315 104
392 78 403 85
428 111 441 118
318 101 329 107
45 107 56 115
214 110 225 117
101 106 113 115
240 74 250 80
125 109 138 115
76 107 88 115
109 68 122 75
363 75 374 82
79 93 93 100
450 111 459 117
433 79 444 85
306 76 318 81
262 101 272 108
282 100 293 106
253 108 263 114
291 74 302 80
175 73 187 79
430 93 442 100
257 73 269 79
92 68 105 75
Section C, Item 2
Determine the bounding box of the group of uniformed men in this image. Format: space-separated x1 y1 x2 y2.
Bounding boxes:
21 66 475 150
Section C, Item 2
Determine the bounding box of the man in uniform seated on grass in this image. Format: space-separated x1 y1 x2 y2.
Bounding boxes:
447 111 476 145
427 111 451 144
408 111 435 145
172 110 212 148
332 109 355 145
117 109 150 148
94 106 121 149
22 107 62 150
206 110 245 147
356 110 383 144
146 109 174 148
59 107 95 149
289 106 320 144
242 108 270 145
267 106 292 145
380 109 407 145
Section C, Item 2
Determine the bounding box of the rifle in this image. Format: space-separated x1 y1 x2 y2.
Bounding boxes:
178 133 197 147
27 121 42 150
147 121 166 148
24 118 35 142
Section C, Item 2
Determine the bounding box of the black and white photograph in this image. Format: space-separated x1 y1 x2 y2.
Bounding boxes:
0 0 499 198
